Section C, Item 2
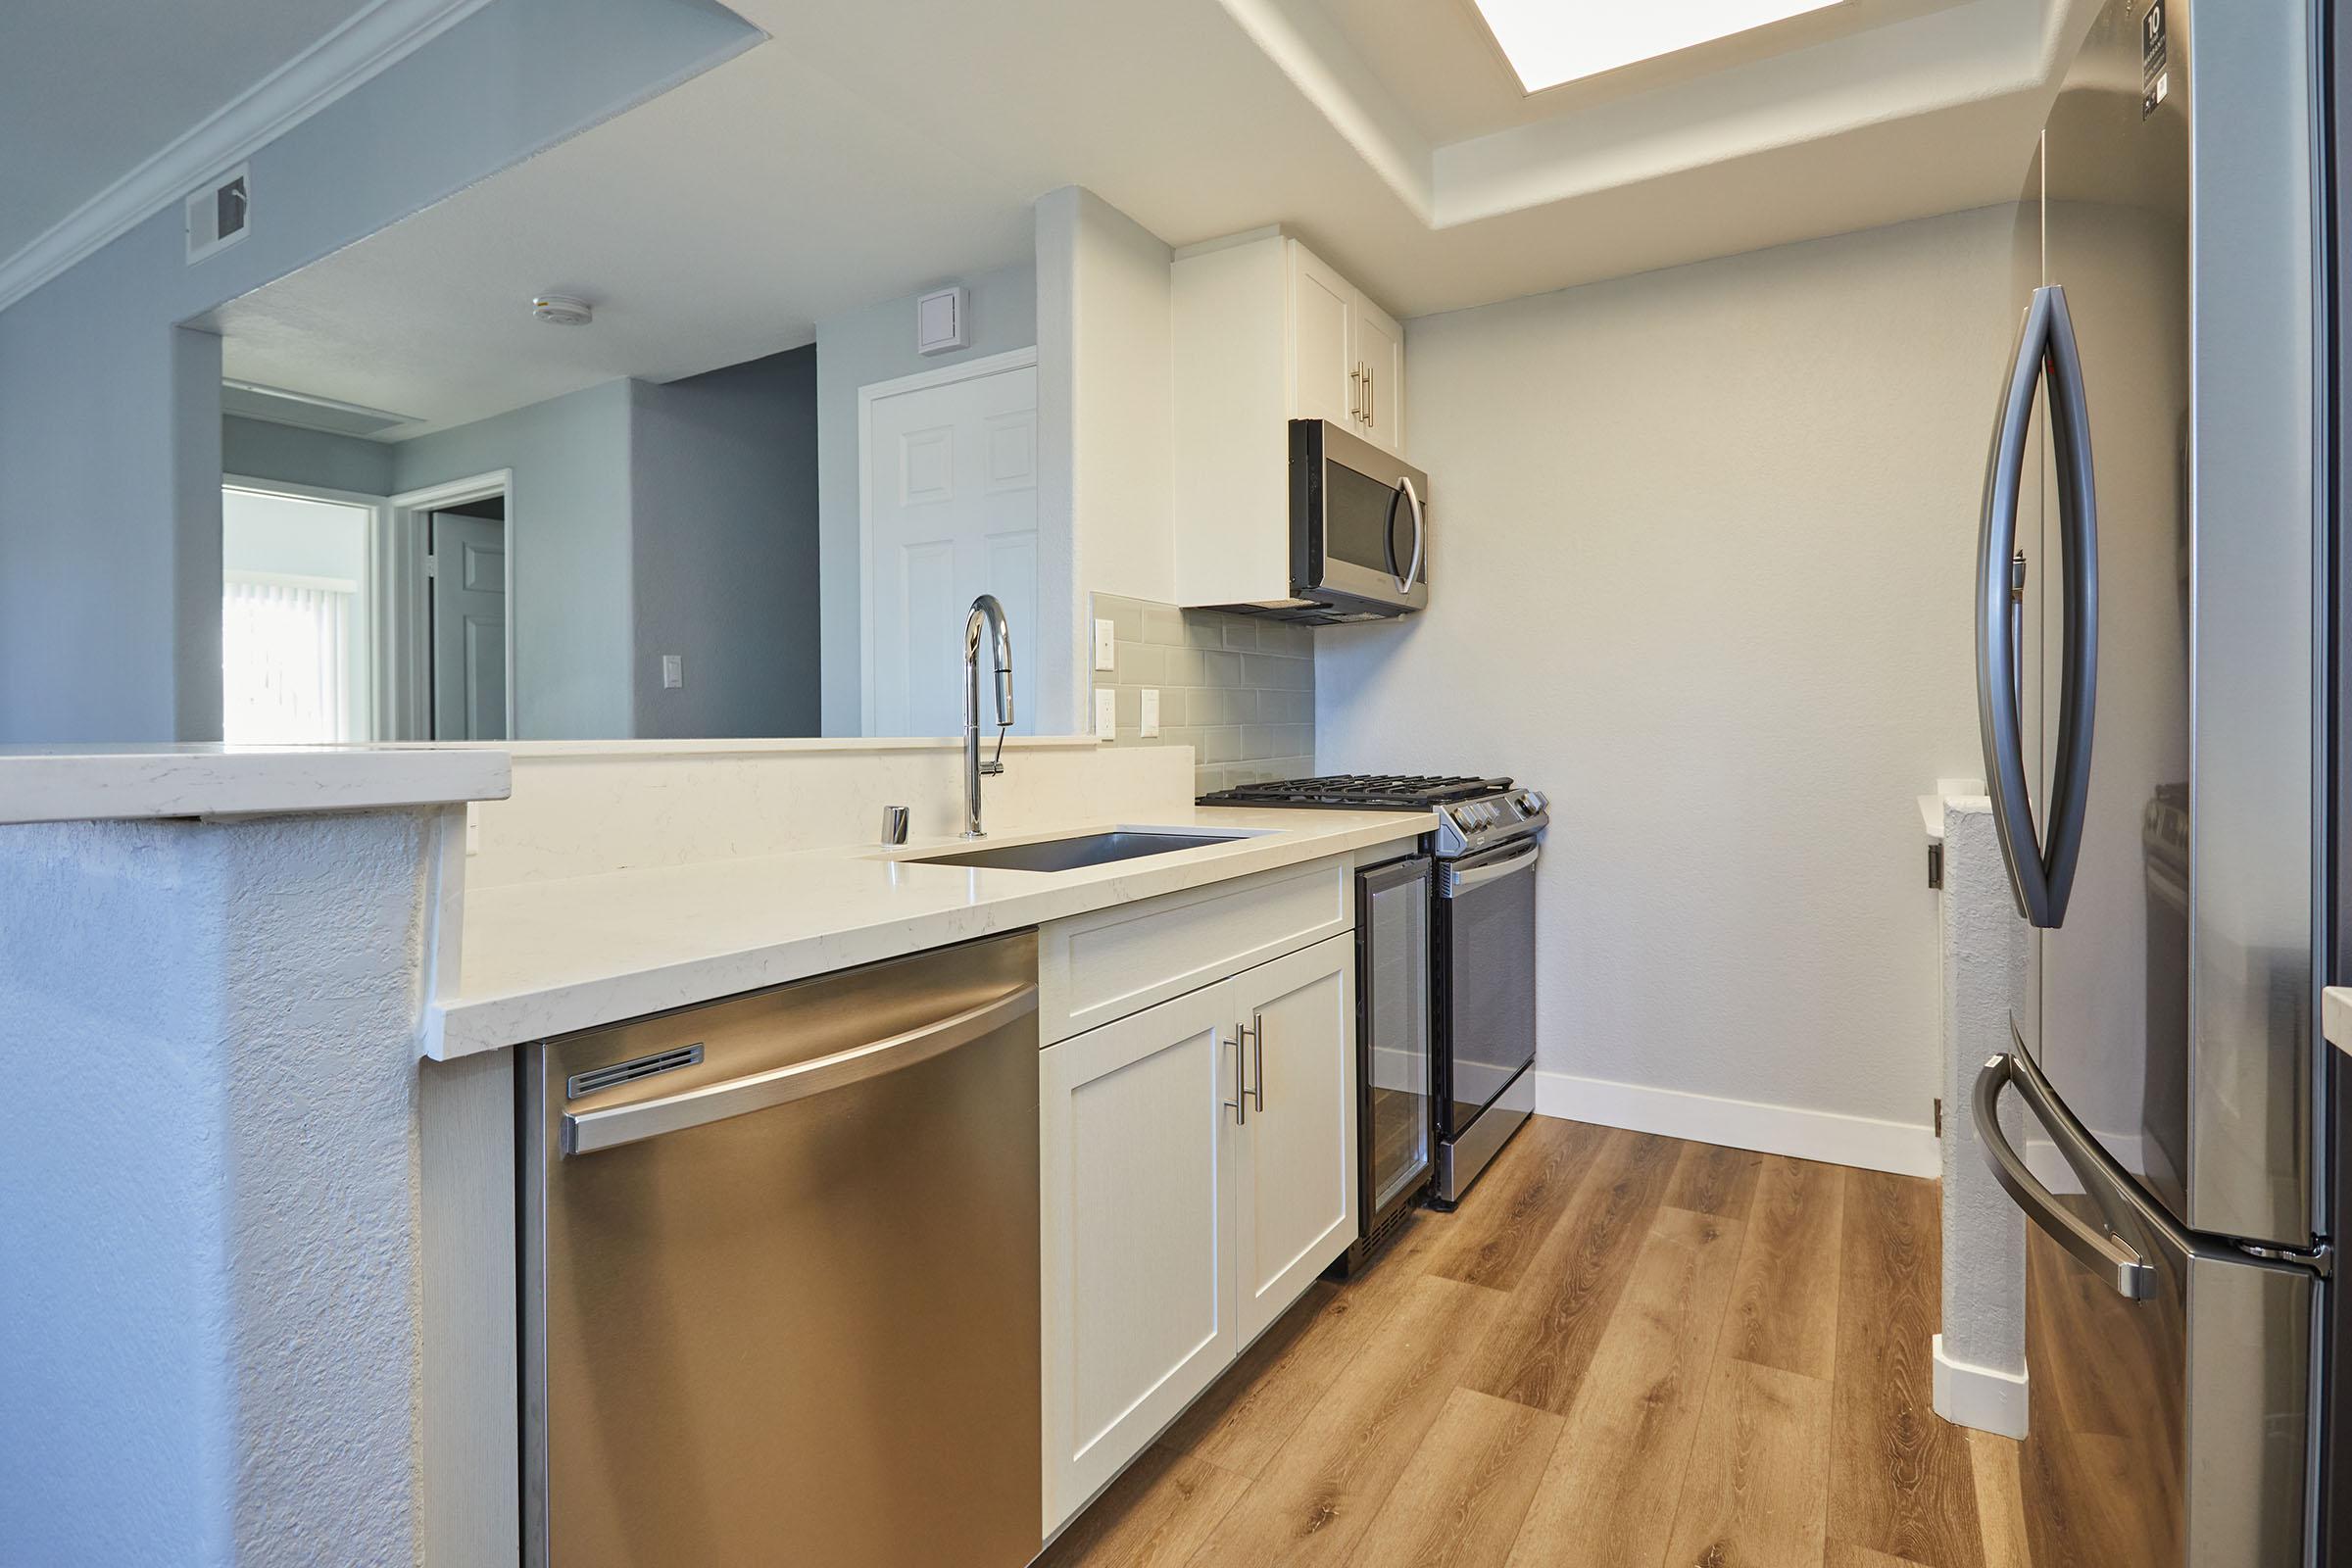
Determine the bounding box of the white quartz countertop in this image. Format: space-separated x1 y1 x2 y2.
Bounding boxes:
0 743 511 824
2325 989 2352 1056
426 805 1431 1057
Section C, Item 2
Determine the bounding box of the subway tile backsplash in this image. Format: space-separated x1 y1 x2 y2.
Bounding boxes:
1090 592 1315 799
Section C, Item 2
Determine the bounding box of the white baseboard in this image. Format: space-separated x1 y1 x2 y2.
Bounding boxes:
1932 1333 2029 1439
1532 1070 1939 1178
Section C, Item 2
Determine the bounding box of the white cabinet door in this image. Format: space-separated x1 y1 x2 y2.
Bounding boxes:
1352 294 1405 456
1289 242 1359 432
1231 934 1357 1345
1040 981 1240 1531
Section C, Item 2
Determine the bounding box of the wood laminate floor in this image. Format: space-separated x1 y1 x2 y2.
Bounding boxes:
1042 1116 2029 1568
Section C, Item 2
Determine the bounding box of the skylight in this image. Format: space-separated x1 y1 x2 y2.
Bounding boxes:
1470 0 1847 93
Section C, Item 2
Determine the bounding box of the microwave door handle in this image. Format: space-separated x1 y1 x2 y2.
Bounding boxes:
1394 475 1424 593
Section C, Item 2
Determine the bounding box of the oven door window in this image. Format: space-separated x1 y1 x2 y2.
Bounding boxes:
1442 844 1538 1127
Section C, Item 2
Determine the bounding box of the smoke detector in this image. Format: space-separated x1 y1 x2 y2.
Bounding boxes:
531 294 594 326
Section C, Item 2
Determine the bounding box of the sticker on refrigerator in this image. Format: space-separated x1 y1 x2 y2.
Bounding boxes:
2140 0 2169 120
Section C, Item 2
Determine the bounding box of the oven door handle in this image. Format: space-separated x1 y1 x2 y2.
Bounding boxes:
1441 841 1539 897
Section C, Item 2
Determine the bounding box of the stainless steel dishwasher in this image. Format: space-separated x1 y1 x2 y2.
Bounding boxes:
519 931 1042 1568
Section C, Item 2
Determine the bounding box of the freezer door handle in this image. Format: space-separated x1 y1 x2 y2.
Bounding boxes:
1975 283 2099 929
561 982 1038 1154
1972 1051 2155 1299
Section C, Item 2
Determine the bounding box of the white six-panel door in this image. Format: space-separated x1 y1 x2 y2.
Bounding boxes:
859 351 1037 737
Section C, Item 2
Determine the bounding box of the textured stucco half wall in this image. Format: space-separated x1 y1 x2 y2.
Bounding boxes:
1936 796 2031 1437
0 809 441 1565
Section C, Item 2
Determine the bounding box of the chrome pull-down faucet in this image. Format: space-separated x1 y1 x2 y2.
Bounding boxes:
961 594 1014 839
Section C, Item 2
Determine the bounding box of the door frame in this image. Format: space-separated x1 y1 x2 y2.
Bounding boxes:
222 472 389 742
387 468 515 742
856 345 1039 736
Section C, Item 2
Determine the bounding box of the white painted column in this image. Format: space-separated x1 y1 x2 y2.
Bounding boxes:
1931 793 2032 1438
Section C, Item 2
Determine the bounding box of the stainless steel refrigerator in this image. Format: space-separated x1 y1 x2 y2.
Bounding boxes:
1968 0 2339 1562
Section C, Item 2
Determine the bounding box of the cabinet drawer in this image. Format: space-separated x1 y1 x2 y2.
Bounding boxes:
1038 858 1350 1043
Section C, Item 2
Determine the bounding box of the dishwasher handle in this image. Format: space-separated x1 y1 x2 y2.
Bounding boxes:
562 981 1039 1155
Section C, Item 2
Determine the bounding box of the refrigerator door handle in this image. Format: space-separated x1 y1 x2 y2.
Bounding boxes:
1974 283 2099 928
2037 284 2098 927
1972 1051 2155 1300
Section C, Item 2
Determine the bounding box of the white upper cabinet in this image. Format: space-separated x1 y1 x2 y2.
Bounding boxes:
1288 242 1366 434
1285 242 1404 454
1171 231 1409 610
1349 291 1405 455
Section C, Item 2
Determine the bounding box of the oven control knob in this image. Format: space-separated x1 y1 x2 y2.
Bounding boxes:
1521 791 1546 813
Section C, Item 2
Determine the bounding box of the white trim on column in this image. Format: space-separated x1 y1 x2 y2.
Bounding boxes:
0 0 497 316
1532 1069 1940 1178
1932 1333 2030 1439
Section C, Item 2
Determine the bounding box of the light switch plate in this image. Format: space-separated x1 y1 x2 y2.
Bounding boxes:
1140 688 1160 738
661 654 683 689
1095 688 1117 741
1094 618 1116 671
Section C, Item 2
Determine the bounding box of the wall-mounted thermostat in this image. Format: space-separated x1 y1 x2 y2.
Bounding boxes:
186 165 250 264
916 285 968 356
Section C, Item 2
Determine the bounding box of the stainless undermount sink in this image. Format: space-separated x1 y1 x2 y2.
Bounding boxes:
906 830 1254 874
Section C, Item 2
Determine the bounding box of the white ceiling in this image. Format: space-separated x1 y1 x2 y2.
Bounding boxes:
0 0 385 269
208 0 2089 438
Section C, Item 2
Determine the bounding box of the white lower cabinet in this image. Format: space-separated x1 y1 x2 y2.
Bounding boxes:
1040 931 1356 1532
1232 940 1358 1345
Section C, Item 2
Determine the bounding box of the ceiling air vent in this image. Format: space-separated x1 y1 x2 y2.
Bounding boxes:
186 165 250 264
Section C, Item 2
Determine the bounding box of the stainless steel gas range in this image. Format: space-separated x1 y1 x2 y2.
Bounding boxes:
1198 774 1549 1236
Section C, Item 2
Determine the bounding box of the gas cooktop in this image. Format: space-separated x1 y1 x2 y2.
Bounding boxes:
1196 773 1512 809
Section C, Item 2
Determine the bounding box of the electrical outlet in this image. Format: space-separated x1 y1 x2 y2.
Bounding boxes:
1094 618 1116 671
662 654 683 690
1140 688 1160 738
1095 688 1117 741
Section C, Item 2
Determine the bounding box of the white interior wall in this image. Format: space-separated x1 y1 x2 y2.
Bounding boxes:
1316 205 2016 1163
814 260 1039 735
1036 187 1179 735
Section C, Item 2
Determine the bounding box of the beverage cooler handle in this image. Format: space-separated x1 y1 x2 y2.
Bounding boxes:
1975 283 2099 929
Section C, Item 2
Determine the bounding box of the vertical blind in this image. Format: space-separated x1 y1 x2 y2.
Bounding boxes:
222 574 355 744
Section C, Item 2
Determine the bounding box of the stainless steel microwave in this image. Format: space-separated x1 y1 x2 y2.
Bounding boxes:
1266 419 1429 623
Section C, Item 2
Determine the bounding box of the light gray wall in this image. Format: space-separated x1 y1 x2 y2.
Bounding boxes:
631 347 821 737
392 380 635 740
814 259 1036 734
0 0 760 743
221 415 395 495
1315 205 2015 1138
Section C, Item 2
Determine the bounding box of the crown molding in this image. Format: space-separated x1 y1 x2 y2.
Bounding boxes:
0 0 498 317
